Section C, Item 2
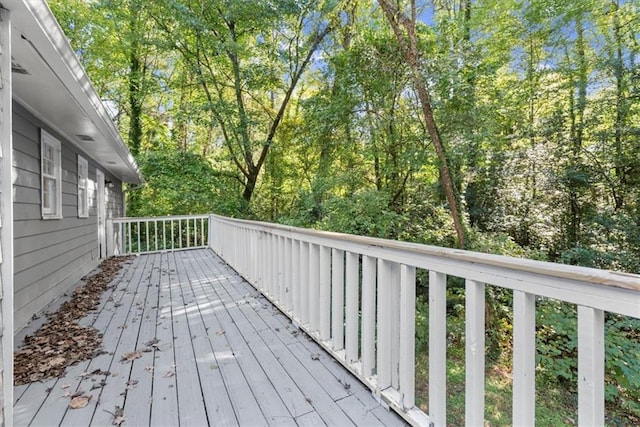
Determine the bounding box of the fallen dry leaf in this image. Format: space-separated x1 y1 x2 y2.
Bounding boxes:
121 351 143 362
111 405 125 425
69 395 92 409
13 256 132 385
145 338 160 347
49 356 66 367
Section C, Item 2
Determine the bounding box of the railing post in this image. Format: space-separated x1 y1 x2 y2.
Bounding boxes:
309 244 320 335
278 235 285 303
377 259 392 391
345 252 359 364
429 271 447 427
361 256 376 377
292 240 301 321
399 264 416 409
578 306 604 426
513 290 536 424
319 246 331 341
284 237 293 313
331 249 345 351
391 262 401 391
106 219 114 256
465 279 486 425
300 242 310 325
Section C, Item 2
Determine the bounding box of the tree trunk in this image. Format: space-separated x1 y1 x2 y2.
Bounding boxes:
612 0 627 210
377 0 465 248
127 0 143 158
567 15 587 249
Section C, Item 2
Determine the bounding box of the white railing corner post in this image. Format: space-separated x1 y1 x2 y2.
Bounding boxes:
208 215 214 250
106 219 114 257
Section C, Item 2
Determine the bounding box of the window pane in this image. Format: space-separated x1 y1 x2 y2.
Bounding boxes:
43 158 52 176
43 177 51 209
50 180 56 213
79 187 87 216
41 131 62 218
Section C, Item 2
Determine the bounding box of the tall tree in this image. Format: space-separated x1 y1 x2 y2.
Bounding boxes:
153 0 334 204
377 0 465 248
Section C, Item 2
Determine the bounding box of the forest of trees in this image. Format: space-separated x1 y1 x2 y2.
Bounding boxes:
51 0 639 424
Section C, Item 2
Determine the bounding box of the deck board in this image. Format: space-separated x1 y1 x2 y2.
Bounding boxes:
14 248 407 426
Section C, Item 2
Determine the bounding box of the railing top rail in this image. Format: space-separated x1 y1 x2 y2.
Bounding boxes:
210 214 640 293
111 214 210 223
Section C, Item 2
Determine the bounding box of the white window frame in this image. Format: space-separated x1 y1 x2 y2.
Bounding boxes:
77 154 89 218
41 129 62 219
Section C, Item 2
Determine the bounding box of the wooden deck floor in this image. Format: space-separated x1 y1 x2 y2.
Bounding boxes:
14 249 407 426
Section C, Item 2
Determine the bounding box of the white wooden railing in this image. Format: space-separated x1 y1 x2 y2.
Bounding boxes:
107 214 209 255
208 214 640 427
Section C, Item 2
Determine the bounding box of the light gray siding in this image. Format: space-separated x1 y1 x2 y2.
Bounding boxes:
13 102 124 331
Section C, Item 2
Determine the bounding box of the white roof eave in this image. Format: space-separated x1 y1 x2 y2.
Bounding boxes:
6 0 143 184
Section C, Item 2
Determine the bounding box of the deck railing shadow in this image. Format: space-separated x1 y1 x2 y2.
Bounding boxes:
107 214 640 426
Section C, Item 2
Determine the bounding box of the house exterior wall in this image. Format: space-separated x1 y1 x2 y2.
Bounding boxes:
12 102 124 332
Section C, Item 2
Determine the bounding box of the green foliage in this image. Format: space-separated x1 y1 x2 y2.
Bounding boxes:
536 300 640 420
605 315 640 421
536 301 578 384
130 150 244 217
316 189 402 238
467 229 546 260
561 211 640 273
415 296 429 354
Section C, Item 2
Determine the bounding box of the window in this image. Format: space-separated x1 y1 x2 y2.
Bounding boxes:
41 130 62 219
77 155 88 218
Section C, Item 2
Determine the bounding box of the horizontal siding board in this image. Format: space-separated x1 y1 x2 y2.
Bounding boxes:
12 148 38 174
14 203 82 221
62 193 77 207
14 217 96 239
12 202 41 222
14 223 96 258
14 230 96 276
14 241 98 311
12 167 39 190
12 105 39 143
13 185 40 205
14 256 99 331
12 133 38 159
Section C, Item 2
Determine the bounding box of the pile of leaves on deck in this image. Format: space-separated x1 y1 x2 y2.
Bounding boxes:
14 256 132 385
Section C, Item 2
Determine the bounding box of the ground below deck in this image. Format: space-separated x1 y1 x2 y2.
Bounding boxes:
14 248 407 426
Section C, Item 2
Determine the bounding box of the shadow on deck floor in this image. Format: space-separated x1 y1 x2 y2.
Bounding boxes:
14 248 407 426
